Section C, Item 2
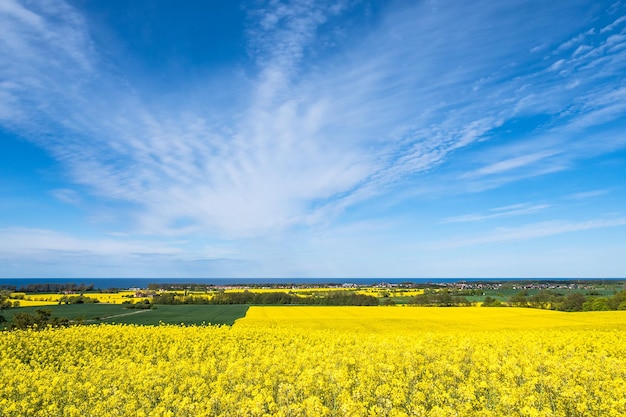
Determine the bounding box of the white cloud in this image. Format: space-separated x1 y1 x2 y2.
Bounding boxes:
1 0 626 242
557 33 586 51
0 227 183 257
50 189 81 205
601 15 626 33
547 59 566 72
437 218 626 248
441 203 551 224
566 189 610 200
0 227 253 278
462 151 561 179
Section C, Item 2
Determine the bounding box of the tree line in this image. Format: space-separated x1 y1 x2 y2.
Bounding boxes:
9 309 71 330
500 290 626 312
9 283 95 293
58 294 100 304
0 291 20 324
407 290 472 307
151 290 379 306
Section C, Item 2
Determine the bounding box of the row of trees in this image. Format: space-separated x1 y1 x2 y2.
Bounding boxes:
57 295 100 305
1 291 19 309
152 290 380 306
406 289 626 311
506 290 626 312
407 290 472 307
13 283 95 293
10 309 71 330
0 291 20 324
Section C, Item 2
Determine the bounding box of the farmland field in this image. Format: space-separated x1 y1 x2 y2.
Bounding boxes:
1 307 625 416
9 291 152 305
1 304 248 327
237 305 626 332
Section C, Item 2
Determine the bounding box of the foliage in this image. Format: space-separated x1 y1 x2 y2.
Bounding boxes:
123 300 153 309
481 296 504 307
17 283 95 293
152 290 379 306
407 289 472 306
506 290 626 312
58 295 100 305
0 291 19 322
507 291 530 307
10 309 70 330
1 291 19 310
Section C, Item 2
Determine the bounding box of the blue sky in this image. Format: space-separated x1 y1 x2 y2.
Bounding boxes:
1 0 625 278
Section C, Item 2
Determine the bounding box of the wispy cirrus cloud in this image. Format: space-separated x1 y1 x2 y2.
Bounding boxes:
0 227 249 277
436 217 626 249
0 227 183 257
441 203 551 224
1 0 626 242
461 151 562 179
566 189 611 200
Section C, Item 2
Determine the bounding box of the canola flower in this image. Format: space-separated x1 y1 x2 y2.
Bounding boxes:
0 308 625 416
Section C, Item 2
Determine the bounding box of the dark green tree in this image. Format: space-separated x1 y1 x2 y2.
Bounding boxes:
528 290 557 309
11 309 70 330
508 291 529 307
608 291 626 310
482 296 504 307
583 297 610 311
557 293 586 312
1 290 13 309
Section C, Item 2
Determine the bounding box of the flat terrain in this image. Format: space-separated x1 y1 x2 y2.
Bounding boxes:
1 304 248 327
236 305 626 332
2 305 626 416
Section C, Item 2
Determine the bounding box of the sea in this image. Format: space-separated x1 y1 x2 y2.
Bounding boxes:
0 277 617 290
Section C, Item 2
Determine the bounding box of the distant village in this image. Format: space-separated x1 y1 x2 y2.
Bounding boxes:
3 279 623 295
135 279 623 293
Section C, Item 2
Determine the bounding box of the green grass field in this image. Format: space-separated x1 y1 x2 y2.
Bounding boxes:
386 285 624 304
0 304 249 327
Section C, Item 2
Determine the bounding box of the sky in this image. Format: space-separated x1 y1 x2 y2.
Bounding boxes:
0 0 625 278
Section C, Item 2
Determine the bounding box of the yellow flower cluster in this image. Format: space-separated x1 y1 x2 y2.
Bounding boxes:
0 308 625 416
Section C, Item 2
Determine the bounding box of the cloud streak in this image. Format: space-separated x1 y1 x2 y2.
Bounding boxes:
441 203 551 224
1 0 625 243
0 227 251 278
436 217 626 249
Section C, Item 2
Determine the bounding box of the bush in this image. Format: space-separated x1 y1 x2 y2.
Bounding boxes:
11 309 70 330
58 295 100 305
482 296 504 307
125 302 153 310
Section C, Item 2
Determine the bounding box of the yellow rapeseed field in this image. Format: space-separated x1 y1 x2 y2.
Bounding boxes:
8 300 58 307
9 291 152 305
238 306 626 332
1 307 625 416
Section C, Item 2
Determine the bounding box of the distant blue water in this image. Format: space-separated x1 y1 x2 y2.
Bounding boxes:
0 277 616 290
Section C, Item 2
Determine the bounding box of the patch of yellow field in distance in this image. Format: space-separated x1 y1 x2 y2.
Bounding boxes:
15 292 153 304
237 306 626 333
9 299 58 307
222 287 355 293
21 293 64 302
